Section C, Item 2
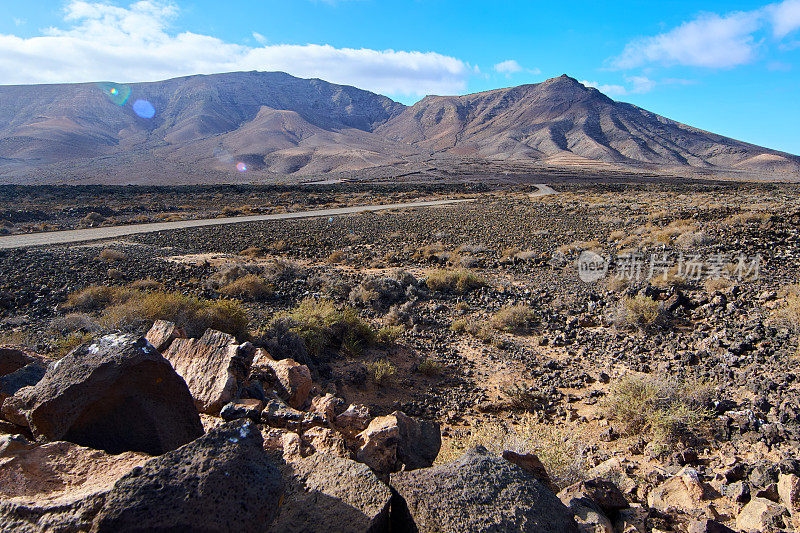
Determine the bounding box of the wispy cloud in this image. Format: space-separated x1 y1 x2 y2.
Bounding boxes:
580 75 657 96
493 59 541 79
612 0 800 70
0 0 472 97
580 80 628 96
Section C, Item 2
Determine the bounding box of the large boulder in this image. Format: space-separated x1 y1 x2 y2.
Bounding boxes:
92 420 283 532
356 411 440 476
778 473 800 530
735 497 787 532
252 349 314 409
163 329 254 415
144 319 184 352
269 453 391 533
0 333 203 455
0 435 147 532
389 446 579 533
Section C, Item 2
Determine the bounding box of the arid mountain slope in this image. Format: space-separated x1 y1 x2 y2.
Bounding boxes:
376 75 800 173
0 72 797 183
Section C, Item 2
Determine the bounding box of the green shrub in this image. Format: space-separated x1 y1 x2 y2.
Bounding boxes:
376 325 404 346
425 269 485 294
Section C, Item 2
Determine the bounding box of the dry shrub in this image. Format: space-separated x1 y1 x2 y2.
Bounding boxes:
489 305 536 333
417 357 443 376
101 291 248 339
99 248 126 262
277 298 376 358
219 274 272 300
129 278 163 291
50 313 97 334
704 276 732 295
62 284 133 312
425 269 485 294
619 295 665 328
326 250 346 264
263 259 305 282
603 375 713 454
500 382 546 412
239 246 266 258
609 230 626 242
376 325 403 346
607 276 629 292
674 230 708 250
365 359 397 385
435 414 588 489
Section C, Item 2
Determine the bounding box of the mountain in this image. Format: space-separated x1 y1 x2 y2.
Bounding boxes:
376 75 800 174
0 72 797 184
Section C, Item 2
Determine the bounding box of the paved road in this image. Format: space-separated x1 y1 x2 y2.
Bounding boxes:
528 184 558 198
0 198 475 249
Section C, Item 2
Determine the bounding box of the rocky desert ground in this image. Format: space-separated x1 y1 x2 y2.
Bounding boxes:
2 180 800 532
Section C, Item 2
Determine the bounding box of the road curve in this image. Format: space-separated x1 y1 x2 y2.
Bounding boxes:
528 184 558 198
0 198 475 250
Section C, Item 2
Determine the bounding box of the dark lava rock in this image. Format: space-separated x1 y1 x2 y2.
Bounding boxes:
0 362 46 403
1 334 203 454
0 346 46 377
93 420 283 532
269 452 391 533
389 446 579 533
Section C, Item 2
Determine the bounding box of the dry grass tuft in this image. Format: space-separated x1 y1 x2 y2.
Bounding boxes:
99 248 126 262
489 305 536 333
365 359 397 385
219 274 272 300
426 269 485 294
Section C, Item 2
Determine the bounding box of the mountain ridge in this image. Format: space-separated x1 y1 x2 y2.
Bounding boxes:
0 71 797 184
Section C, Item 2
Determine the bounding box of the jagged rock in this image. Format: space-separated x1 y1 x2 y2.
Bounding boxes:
335 403 372 437
778 473 800 530
220 398 264 421
0 346 46 377
163 329 255 415
735 497 787 532
269 453 391 533
502 450 557 492
356 411 440 475
559 494 614 533
262 396 312 429
389 447 579 532
253 350 313 409
261 426 302 461
648 468 711 515
144 319 184 352
92 420 283 532
0 362 46 403
301 427 350 458
311 393 346 423
558 479 629 514
585 457 637 494
0 436 147 532
0 334 203 454
687 519 735 533
615 505 649 533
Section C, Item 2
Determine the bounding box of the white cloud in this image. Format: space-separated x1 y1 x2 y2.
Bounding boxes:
0 0 471 97
767 0 800 37
493 59 540 78
613 12 761 69
579 75 658 97
612 0 800 71
580 80 628 96
252 32 267 45
625 75 656 94
494 59 522 74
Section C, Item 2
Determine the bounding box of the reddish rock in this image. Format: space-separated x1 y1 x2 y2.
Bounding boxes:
502 450 557 492
778 473 800 530
163 329 254 415
310 393 346 423
252 350 313 409
302 427 350 458
0 436 147 532
144 320 184 352
334 403 372 437
1 333 203 455
356 411 440 476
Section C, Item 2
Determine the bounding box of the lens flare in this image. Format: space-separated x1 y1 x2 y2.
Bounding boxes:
132 99 156 119
236 162 247 172
97 82 131 106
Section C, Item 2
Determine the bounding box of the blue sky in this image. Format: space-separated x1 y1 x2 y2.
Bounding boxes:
1 0 799 154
